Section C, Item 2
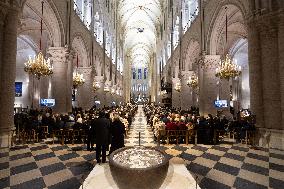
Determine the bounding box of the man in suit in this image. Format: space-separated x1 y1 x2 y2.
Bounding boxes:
93 111 111 163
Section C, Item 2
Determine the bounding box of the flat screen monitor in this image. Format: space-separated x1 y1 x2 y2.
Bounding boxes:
95 101 101 105
214 100 228 108
40 99 55 107
15 82 22 97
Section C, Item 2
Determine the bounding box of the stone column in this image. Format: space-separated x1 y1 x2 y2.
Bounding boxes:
219 78 231 117
198 55 220 116
278 13 284 130
0 2 19 147
77 67 93 110
181 70 193 110
48 47 72 114
0 6 7 84
247 20 264 128
259 19 281 130
172 77 181 109
93 75 104 108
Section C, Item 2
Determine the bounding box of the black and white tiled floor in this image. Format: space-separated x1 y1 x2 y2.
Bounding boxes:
1 106 284 189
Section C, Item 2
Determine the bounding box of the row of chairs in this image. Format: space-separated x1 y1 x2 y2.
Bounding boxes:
52 129 87 145
156 129 255 146
14 126 87 145
157 130 197 145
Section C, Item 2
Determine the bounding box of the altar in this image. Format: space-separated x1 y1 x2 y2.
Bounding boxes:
79 162 201 189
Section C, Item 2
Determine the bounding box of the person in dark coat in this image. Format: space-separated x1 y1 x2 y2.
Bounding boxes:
93 111 111 163
109 113 125 154
87 116 95 151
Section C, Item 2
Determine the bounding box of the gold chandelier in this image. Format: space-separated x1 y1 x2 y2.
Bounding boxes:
187 73 198 88
174 81 181 92
161 90 167 95
111 87 116 95
92 80 101 92
73 72 85 89
24 52 53 79
24 2 53 80
215 54 241 80
104 83 110 92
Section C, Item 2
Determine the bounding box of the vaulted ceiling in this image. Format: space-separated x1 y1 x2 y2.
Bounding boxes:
118 0 162 68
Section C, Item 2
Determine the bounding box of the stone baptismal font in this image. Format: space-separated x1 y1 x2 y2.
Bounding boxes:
109 146 169 189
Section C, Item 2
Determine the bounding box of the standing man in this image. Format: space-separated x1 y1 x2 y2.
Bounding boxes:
93 111 111 163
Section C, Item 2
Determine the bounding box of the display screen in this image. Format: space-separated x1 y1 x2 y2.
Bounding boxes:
15 82 22 97
214 100 228 108
40 99 55 107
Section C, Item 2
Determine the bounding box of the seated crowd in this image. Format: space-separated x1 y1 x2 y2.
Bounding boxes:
14 104 138 149
143 105 256 145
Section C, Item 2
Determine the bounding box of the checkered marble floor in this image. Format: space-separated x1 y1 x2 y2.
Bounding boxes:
1 106 284 189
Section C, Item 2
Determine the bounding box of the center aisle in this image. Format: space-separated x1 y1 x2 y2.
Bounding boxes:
124 105 156 147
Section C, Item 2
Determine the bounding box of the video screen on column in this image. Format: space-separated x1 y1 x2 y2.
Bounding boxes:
214 100 228 108
40 99 55 107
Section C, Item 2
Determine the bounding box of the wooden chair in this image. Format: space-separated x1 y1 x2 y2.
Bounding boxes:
53 129 65 145
166 130 178 145
178 130 189 145
24 129 38 144
79 129 87 144
241 130 255 145
72 129 80 145
40 126 49 139
64 129 74 144
157 129 166 146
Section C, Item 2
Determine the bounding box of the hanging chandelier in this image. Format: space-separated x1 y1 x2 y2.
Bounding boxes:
174 81 181 92
110 87 116 95
73 72 85 89
215 7 241 80
187 73 198 88
104 83 110 92
92 80 101 92
73 55 85 88
215 54 241 80
24 1 53 80
116 89 120 95
161 90 167 95
24 52 53 79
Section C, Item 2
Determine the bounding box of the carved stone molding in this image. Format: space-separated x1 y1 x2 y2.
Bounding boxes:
77 67 92 76
48 47 70 63
197 54 220 70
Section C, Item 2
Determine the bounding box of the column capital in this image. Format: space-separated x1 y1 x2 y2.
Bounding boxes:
77 67 93 75
48 47 70 63
181 70 194 78
94 76 104 83
198 55 220 70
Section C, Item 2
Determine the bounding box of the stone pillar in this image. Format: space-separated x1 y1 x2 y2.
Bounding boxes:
259 20 281 130
219 79 231 117
0 7 7 84
247 20 264 128
172 77 181 109
181 70 193 110
0 2 19 147
278 13 284 130
105 80 112 107
77 67 93 110
93 76 104 108
48 47 72 114
198 55 220 116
